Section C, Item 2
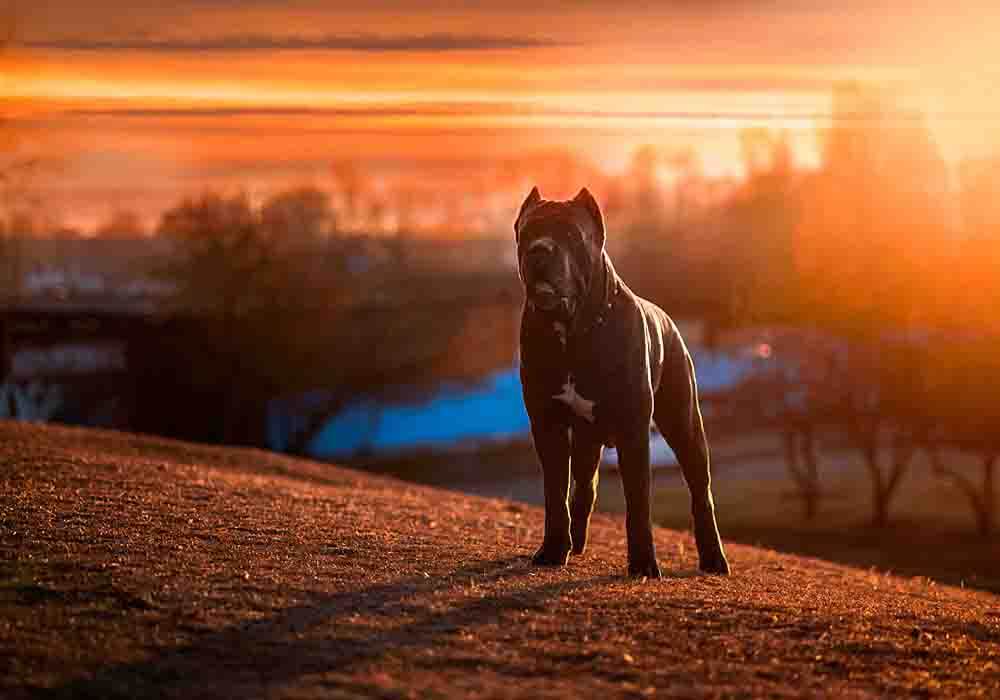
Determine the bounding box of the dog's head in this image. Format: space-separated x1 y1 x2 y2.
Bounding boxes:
514 186 606 321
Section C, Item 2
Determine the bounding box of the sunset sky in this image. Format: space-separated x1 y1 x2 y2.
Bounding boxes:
4 1 1000 231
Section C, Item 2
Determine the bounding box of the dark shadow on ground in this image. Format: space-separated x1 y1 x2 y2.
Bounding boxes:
32 554 999 699
36 556 618 698
668 518 1000 595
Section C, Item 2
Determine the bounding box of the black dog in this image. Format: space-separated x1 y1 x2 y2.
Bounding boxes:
515 186 730 578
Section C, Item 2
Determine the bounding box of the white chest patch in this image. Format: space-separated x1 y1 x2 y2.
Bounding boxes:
553 321 567 348
552 379 596 423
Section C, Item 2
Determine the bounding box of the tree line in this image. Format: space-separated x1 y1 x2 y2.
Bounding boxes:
660 84 999 536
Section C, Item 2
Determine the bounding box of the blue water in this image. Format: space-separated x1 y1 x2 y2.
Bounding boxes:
269 349 757 459
302 369 530 458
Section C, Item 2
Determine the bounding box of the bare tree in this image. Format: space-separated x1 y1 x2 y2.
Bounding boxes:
790 85 952 527
929 448 996 537
260 186 335 247
837 337 933 528
782 417 821 520
922 335 1000 536
760 331 839 521
157 192 288 318
95 209 147 238
154 188 517 450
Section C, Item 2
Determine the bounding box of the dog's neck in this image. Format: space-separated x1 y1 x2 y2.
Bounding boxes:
569 250 618 339
523 249 618 348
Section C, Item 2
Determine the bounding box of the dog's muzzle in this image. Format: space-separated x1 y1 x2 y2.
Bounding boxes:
532 287 563 312
530 284 574 318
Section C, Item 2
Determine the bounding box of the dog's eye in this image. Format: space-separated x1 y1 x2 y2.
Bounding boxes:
525 239 556 257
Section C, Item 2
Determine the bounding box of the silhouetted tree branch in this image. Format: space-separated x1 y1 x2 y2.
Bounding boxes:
929 448 996 537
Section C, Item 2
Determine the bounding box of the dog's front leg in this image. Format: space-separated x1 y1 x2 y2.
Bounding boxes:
530 422 572 566
617 428 661 578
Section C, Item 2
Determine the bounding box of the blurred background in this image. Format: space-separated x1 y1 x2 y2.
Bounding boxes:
2 2 999 589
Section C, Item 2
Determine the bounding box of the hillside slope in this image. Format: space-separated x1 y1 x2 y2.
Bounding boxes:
1 421 998 698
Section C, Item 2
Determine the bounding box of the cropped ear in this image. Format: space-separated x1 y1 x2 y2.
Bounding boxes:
573 187 605 251
514 186 542 242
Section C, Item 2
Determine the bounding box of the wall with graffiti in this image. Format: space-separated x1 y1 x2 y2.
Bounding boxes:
0 339 131 427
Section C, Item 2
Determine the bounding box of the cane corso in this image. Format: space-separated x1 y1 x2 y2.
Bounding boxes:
515 186 730 578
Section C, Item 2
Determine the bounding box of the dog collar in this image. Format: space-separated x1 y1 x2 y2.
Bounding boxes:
574 280 620 337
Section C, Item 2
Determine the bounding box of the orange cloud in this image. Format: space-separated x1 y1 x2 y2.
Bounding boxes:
7 1 1000 231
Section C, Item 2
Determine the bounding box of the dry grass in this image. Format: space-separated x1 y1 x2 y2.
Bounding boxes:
1 421 999 698
596 435 1000 594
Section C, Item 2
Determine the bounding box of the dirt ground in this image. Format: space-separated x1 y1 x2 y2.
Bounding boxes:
594 439 1000 595
2 421 999 698
406 433 1000 595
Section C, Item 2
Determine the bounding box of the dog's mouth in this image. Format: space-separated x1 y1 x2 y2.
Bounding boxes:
530 283 574 317
532 285 563 311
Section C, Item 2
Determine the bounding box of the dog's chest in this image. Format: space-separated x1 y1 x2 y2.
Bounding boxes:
521 306 630 435
566 318 621 378
564 330 623 415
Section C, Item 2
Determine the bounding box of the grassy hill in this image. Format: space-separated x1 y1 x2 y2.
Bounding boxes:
1 421 998 698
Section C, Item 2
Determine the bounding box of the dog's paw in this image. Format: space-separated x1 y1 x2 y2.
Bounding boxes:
627 558 662 579
698 547 731 575
531 541 571 567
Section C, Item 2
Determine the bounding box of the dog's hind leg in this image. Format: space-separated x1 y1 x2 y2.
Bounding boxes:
654 352 730 575
569 433 603 555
